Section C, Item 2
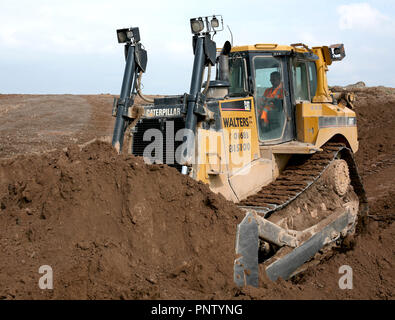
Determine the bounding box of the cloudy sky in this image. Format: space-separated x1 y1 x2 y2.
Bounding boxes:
0 0 394 94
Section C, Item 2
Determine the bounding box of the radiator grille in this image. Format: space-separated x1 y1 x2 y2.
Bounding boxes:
132 117 185 172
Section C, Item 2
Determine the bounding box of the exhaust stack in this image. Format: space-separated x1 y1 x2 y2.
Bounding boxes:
206 40 232 99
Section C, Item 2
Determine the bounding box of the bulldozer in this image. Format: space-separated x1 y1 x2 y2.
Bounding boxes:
111 16 368 287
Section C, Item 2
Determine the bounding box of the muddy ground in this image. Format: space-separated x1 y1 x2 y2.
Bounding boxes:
0 87 393 299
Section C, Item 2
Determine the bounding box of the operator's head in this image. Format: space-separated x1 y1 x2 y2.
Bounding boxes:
270 71 281 88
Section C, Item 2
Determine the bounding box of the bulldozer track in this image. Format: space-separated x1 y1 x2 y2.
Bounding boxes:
239 143 368 219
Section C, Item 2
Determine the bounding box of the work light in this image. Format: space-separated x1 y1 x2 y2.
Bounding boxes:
211 16 219 28
117 27 140 43
190 18 204 34
329 43 345 61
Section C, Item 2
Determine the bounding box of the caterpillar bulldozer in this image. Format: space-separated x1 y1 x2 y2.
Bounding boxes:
111 16 368 287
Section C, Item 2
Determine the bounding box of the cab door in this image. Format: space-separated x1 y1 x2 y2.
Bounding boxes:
252 55 295 144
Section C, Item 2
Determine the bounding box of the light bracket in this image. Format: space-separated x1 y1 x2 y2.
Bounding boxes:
329 43 345 61
190 15 224 36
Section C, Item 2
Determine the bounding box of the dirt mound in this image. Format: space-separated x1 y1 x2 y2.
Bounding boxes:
347 87 395 177
0 140 243 299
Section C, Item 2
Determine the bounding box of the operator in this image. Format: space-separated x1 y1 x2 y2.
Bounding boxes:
260 71 283 125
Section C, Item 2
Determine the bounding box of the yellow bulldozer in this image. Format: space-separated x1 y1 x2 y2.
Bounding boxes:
111 15 367 286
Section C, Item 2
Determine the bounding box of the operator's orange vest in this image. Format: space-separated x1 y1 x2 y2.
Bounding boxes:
260 84 283 123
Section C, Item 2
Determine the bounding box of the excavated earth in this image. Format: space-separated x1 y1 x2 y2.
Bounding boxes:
0 87 394 300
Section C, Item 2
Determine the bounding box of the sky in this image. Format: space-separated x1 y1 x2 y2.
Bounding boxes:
0 0 394 94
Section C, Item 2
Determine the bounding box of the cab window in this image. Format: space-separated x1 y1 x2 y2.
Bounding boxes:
228 57 247 96
291 60 309 101
253 56 286 142
308 61 317 98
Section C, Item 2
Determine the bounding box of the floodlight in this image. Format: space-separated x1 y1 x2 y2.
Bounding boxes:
211 16 219 28
116 27 140 44
190 18 204 34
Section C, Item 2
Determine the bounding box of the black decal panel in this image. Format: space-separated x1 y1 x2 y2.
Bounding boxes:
221 99 251 111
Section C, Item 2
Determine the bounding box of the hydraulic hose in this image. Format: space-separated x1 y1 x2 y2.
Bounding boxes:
202 66 211 95
136 71 154 103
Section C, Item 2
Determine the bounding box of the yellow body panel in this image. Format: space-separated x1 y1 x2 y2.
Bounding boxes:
218 97 259 174
311 47 332 103
295 102 358 152
194 128 239 202
195 129 226 182
194 97 277 202
195 97 259 181
316 127 358 152
231 44 307 53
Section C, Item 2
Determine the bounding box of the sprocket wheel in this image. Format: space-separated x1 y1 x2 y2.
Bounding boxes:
331 159 350 196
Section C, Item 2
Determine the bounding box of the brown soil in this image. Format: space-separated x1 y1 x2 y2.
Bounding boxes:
0 86 394 300
0 141 242 299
